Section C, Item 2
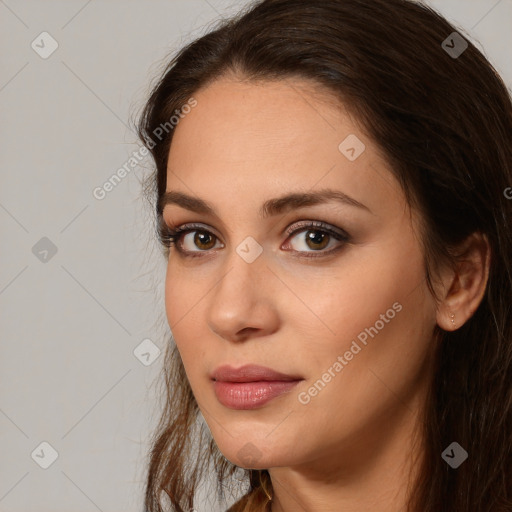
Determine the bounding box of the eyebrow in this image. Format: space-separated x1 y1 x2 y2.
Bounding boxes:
159 188 372 218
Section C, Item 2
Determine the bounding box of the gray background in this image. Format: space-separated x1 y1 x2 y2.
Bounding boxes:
0 1 510 511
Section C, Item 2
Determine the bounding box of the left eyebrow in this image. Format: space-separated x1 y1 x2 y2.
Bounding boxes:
159 188 373 217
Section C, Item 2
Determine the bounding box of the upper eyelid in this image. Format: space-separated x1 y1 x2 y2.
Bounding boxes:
163 220 347 237
284 220 348 238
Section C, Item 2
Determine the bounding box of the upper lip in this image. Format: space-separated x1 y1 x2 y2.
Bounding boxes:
211 364 303 383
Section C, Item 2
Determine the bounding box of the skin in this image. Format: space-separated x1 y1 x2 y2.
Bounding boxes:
162 74 490 512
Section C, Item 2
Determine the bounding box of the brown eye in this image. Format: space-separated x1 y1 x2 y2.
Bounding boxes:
165 220 348 259
173 227 223 255
191 231 217 250
285 221 348 257
303 230 330 250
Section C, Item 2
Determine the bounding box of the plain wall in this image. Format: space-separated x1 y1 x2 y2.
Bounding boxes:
0 1 510 511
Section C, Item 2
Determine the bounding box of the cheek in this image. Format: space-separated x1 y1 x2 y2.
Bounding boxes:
164 264 181 329
293 241 434 420
285 241 425 360
164 264 202 357
164 268 214 410
290 240 426 383
301 283 434 442
164 258 206 322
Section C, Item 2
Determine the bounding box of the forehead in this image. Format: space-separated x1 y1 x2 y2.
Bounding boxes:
169 75 353 150
165 75 407 221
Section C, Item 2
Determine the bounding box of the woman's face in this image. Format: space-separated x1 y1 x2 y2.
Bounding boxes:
162 75 438 471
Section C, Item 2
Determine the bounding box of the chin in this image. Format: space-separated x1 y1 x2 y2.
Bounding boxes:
212 433 295 469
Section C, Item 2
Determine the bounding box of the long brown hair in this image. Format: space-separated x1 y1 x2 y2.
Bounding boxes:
135 0 512 510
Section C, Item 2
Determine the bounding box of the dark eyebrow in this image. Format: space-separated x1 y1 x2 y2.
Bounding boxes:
159 188 372 218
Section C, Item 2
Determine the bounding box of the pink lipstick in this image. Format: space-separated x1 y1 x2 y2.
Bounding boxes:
211 364 303 410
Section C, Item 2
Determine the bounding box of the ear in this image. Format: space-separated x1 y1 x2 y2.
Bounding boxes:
436 232 491 331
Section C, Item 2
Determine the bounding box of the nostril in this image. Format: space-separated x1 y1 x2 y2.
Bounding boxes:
236 327 258 340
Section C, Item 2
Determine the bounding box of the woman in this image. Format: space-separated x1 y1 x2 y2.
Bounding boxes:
136 0 512 510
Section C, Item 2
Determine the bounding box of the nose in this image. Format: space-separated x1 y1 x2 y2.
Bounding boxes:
206 247 280 343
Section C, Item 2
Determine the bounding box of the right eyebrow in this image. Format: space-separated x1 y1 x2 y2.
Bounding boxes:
159 188 373 218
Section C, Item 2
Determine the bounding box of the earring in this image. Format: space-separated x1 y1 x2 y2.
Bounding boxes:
259 471 273 502
450 312 456 327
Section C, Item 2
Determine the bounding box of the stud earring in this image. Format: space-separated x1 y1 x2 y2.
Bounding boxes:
450 312 455 326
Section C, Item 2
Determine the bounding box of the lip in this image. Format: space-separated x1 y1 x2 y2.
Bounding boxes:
211 364 302 383
211 364 303 410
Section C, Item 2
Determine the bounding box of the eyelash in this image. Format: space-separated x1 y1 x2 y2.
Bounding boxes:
159 220 349 259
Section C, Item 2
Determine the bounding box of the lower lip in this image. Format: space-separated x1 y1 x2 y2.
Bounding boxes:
212 380 301 410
